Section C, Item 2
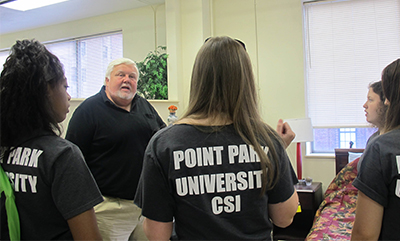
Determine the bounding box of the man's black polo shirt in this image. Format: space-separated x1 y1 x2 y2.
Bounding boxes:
66 86 166 200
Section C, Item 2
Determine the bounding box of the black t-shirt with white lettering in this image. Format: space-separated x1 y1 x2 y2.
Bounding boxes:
0 131 103 240
353 129 400 240
134 124 296 240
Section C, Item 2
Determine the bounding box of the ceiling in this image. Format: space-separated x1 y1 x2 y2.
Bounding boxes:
0 0 165 35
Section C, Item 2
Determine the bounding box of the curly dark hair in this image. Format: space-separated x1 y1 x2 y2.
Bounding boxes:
0 39 65 146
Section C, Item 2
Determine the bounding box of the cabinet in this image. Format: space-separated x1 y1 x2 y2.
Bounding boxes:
273 182 323 240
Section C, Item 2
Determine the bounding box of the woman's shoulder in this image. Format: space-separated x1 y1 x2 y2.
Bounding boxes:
32 134 83 156
151 123 200 139
149 123 236 144
370 129 400 145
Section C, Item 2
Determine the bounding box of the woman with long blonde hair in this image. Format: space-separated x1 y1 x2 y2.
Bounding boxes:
134 36 298 240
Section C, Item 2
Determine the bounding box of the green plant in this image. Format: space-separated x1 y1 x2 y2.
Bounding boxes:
136 46 168 100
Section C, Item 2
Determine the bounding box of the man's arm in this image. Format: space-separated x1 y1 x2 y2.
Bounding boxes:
65 107 94 157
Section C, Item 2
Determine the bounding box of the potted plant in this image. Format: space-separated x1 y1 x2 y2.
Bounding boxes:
136 46 168 100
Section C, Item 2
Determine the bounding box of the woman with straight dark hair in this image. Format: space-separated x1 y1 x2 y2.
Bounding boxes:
357 80 388 171
352 58 400 241
0 39 103 240
363 81 387 138
134 36 298 240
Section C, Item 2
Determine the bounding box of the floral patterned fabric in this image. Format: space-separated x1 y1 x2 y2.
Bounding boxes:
305 158 360 241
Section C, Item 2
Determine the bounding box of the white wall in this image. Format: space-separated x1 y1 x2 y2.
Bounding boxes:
0 0 336 192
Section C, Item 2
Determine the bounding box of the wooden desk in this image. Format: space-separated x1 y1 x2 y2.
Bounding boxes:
273 182 323 240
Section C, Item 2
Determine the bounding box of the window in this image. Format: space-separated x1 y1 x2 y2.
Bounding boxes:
0 31 123 98
46 32 123 98
303 0 400 153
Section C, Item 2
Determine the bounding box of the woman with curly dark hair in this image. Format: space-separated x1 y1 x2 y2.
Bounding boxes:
0 39 103 240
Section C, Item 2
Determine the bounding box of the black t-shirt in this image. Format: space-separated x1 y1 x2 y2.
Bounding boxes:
66 86 166 200
0 132 103 240
353 129 400 240
134 124 297 240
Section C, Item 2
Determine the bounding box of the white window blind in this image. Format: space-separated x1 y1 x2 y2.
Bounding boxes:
304 0 400 128
0 31 123 99
46 32 123 98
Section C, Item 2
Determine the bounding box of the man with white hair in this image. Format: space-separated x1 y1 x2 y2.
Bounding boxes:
66 58 166 240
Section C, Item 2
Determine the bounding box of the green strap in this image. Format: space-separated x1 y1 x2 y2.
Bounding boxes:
0 165 20 241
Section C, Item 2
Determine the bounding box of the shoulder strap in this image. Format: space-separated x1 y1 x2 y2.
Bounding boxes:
0 164 20 241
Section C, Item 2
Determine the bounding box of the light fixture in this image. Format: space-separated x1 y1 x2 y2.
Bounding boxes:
1 0 69 11
284 118 313 180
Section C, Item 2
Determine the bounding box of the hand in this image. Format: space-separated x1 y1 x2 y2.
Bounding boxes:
276 119 295 148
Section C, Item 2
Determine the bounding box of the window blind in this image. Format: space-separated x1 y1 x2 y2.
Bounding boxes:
0 31 123 99
304 0 400 128
46 32 123 98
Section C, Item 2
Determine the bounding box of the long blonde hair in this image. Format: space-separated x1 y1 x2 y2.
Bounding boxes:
181 36 282 193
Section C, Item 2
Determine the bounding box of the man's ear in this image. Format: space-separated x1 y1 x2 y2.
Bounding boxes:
105 77 110 86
